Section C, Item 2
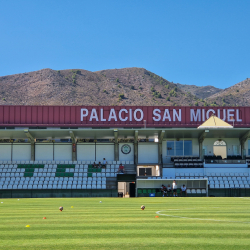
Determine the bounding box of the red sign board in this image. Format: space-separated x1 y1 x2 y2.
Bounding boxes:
0 106 249 128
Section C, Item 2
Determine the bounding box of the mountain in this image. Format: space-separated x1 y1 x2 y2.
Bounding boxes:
206 78 250 106
0 68 204 106
176 84 223 99
0 67 247 106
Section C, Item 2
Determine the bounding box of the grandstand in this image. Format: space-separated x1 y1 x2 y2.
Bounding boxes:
0 105 250 198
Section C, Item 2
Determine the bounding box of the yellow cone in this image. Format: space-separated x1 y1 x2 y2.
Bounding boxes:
71 206 74 208
25 225 30 227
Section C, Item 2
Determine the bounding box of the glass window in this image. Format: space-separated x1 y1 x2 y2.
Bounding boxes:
167 140 193 156
176 141 183 155
184 140 192 155
167 141 174 155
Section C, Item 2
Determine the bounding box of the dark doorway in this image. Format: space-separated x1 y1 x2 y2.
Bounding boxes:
129 183 135 197
139 168 152 176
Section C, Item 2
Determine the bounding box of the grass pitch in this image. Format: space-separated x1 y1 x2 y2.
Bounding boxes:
1 197 250 250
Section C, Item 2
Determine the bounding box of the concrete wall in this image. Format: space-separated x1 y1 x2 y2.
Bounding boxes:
96 143 114 162
35 144 53 161
138 143 158 164
12 144 31 161
54 144 72 161
77 143 115 162
77 144 95 161
0 144 11 161
119 143 134 161
203 138 241 156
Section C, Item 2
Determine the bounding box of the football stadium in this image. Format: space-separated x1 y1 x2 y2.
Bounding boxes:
1 105 250 249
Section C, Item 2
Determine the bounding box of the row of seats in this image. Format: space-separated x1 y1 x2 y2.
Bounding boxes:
206 172 249 177
210 184 249 189
0 172 118 177
171 156 199 161
0 184 107 189
173 159 203 163
175 163 203 168
0 164 121 169
0 160 134 164
176 177 206 179
204 155 242 160
1 180 107 185
0 176 106 181
187 189 206 194
176 173 204 177
208 176 250 181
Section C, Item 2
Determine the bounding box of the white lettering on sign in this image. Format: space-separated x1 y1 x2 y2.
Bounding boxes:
173 109 181 122
236 109 242 122
206 109 215 119
153 109 161 121
119 109 128 121
81 108 88 121
89 109 99 121
152 109 181 122
80 107 243 124
190 109 201 122
162 109 171 121
100 109 106 121
108 108 117 121
134 109 143 121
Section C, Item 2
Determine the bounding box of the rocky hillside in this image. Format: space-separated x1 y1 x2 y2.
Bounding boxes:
0 68 204 106
0 67 247 106
176 83 222 99
206 78 250 106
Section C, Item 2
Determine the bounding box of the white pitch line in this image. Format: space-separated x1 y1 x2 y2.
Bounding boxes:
156 210 250 224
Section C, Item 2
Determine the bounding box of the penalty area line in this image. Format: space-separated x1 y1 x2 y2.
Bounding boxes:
156 211 250 224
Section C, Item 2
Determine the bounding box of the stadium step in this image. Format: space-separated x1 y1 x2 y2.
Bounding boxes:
124 164 136 174
106 177 117 189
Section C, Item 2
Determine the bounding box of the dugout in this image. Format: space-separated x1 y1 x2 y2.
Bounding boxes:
136 178 208 197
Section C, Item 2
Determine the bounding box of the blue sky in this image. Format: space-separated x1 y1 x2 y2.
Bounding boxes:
0 0 249 89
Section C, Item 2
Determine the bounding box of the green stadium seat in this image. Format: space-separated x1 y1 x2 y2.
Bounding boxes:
138 189 142 194
143 189 147 194
88 173 92 177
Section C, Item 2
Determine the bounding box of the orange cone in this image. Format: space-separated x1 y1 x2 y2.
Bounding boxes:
155 216 159 218
43 217 46 219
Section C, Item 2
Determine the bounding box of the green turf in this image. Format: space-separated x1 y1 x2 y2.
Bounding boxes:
1 197 250 250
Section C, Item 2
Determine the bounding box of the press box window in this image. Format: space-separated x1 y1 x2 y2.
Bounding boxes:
167 140 192 156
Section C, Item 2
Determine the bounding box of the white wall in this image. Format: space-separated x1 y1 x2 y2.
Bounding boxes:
138 143 158 164
77 144 95 161
35 144 53 161
12 144 31 161
54 144 72 161
203 138 241 156
0 144 11 161
119 143 134 161
96 143 114 162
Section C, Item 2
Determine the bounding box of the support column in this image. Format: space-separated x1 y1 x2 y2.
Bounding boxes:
158 130 165 164
24 129 35 161
70 131 77 162
114 129 119 161
31 142 35 161
134 130 138 165
198 131 207 160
